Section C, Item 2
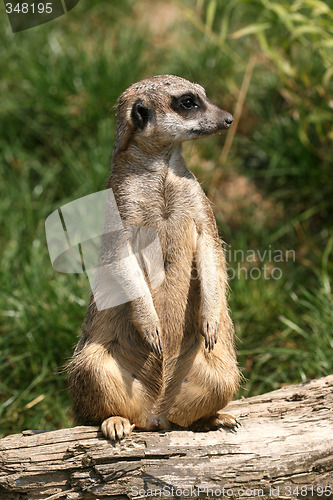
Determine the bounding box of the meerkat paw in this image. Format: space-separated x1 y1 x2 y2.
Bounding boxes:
189 413 241 432
142 325 163 358
201 319 219 352
101 416 135 442
131 299 164 358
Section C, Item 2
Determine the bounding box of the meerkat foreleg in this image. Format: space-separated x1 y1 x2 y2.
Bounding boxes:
126 227 164 358
114 253 163 358
130 294 163 357
195 232 222 352
94 229 163 357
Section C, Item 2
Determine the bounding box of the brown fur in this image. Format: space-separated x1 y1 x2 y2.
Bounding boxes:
68 75 240 438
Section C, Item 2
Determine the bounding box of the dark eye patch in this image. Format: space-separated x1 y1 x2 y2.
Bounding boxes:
171 93 205 117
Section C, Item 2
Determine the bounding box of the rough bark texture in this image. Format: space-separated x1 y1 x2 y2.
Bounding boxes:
0 376 332 500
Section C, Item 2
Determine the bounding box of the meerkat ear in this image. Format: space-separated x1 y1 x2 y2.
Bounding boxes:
131 99 155 130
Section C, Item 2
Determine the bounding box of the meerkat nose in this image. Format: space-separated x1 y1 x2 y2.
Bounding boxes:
223 112 234 129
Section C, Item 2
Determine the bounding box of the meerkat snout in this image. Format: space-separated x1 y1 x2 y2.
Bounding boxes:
222 111 234 128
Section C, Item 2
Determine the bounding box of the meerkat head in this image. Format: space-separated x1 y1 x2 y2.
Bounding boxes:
114 75 233 154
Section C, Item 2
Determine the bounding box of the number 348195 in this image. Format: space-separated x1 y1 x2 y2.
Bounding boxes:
5 3 53 14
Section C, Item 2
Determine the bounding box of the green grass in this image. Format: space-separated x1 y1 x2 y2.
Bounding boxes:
0 0 332 437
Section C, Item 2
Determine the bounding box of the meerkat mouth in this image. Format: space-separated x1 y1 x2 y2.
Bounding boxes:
190 125 230 137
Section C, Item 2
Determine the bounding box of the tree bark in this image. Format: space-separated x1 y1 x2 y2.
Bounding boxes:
0 376 332 500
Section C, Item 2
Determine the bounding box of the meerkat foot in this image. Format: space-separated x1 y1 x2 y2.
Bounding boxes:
201 319 219 352
216 412 241 429
101 416 135 442
189 413 240 432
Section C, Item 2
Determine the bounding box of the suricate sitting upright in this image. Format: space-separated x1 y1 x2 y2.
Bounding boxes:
68 75 240 441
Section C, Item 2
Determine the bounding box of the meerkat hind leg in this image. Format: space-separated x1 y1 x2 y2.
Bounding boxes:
101 416 135 442
189 413 240 432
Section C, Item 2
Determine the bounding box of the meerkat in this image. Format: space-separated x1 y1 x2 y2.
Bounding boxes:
68 75 241 441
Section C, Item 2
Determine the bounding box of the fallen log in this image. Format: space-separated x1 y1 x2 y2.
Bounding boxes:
0 375 332 500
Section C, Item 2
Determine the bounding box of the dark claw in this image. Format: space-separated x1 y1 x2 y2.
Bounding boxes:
227 419 241 431
214 321 219 344
156 328 163 358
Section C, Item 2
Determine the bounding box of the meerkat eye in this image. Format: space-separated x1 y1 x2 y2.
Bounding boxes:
180 97 198 109
171 94 204 116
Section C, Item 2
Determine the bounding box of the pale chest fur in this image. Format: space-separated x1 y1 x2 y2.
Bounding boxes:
110 166 207 256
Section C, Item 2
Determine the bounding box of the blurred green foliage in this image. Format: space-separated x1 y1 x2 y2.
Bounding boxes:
0 0 332 436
